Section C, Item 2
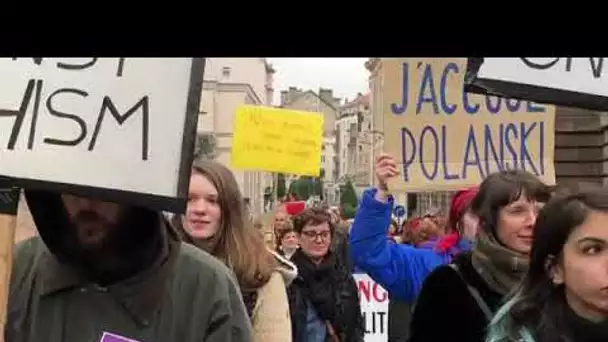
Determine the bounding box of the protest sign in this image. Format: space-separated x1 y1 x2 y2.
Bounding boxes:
466 58 608 111
231 105 324 177
0 58 205 212
381 58 556 192
354 273 389 342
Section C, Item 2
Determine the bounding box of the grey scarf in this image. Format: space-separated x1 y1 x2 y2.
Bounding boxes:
471 230 529 296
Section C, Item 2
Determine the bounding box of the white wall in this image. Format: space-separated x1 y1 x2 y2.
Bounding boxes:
205 58 268 104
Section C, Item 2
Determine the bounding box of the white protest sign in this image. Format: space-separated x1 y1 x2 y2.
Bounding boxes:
354 273 389 342
466 58 608 111
0 58 205 212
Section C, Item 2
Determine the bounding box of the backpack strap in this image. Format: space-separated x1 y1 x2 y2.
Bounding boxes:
448 263 493 321
325 320 341 342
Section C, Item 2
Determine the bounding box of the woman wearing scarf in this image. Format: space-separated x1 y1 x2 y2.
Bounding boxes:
487 188 608 342
288 207 364 342
408 167 551 341
350 154 479 306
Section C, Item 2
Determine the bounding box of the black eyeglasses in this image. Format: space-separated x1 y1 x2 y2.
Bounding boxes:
301 230 331 240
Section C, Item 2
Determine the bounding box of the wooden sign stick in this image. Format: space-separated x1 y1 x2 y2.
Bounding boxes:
0 183 19 342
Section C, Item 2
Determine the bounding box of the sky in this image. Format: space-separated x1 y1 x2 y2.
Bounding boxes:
267 58 370 106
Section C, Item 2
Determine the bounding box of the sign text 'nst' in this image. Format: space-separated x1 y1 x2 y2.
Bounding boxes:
0 58 204 212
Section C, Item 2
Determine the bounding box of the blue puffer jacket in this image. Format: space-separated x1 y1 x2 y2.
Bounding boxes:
349 188 472 304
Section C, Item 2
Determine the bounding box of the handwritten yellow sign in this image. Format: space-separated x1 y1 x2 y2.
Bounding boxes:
231 105 324 176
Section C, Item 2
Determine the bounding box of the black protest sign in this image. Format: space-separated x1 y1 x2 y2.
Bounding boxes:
0 58 205 213
465 58 608 112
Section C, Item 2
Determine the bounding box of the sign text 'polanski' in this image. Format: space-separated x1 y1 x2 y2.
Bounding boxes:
391 61 548 182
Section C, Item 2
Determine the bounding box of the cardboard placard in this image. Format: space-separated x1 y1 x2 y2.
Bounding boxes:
231 105 324 177
0 58 205 213
381 58 556 192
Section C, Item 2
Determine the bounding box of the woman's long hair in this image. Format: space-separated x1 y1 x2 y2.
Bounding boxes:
488 188 608 342
174 159 276 291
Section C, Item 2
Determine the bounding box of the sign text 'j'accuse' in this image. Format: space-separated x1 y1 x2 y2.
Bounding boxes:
390 61 549 182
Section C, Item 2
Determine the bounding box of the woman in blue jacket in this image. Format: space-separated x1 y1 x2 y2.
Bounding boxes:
349 153 478 304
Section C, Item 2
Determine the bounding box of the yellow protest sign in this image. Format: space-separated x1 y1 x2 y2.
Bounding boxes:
381 58 556 192
231 105 324 176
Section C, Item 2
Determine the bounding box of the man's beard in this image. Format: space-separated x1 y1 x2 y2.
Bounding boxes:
62 206 162 285
70 210 121 252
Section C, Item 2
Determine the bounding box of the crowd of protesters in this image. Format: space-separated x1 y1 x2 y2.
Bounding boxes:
8 152 608 342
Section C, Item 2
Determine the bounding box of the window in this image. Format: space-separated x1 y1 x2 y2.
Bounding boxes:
221 66 231 78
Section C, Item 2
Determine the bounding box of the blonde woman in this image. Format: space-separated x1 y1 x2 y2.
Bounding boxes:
173 159 297 342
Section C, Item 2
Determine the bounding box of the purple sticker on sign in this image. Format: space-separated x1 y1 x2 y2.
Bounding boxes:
100 332 141 342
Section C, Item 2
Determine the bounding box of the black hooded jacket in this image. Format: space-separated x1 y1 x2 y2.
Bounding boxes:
6 189 253 342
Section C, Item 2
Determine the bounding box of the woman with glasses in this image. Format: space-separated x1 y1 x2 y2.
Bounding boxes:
288 207 364 342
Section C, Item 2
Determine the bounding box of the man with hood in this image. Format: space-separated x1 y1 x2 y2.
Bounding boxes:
6 189 253 342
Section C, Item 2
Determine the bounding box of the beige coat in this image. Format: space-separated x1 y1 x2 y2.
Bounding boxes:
251 250 298 342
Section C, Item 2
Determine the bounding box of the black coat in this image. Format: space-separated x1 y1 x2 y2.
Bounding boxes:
331 225 354 273
408 252 504 342
388 297 413 342
288 251 364 342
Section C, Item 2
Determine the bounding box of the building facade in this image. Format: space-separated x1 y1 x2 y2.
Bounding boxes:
197 58 275 218
553 107 608 188
279 87 341 204
335 93 372 195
